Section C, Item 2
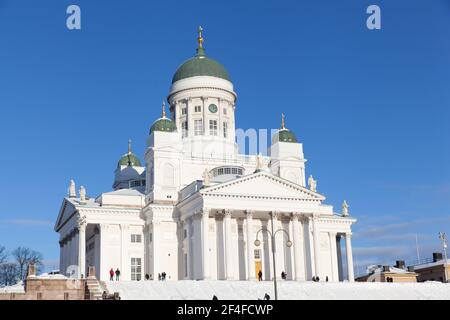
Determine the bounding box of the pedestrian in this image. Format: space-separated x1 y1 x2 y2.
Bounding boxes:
145 274 150 280
212 295 218 300
158 273 161 281
109 268 114 281
162 272 167 280
115 268 121 281
258 270 263 281
326 276 329 282
264 293 270 300
281 271 286 280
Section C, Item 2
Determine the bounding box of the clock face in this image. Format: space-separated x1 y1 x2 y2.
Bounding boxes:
208 104 218 113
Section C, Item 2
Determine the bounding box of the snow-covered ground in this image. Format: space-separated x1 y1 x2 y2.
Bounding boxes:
106 280 450 300
0 282 25 293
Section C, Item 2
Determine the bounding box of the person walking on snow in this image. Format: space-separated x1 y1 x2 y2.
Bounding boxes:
115 268 121 281
109 268 114 281
258 270 263 281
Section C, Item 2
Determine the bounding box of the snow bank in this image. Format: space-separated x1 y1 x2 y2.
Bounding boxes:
106 280 450 300
0 283 25 293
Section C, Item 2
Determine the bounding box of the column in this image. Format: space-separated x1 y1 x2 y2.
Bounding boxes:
312 214 320 278
292 213 305 281
183 218 190 279
152 221 160 280
336 235 344 281
78 222 86 278
245 210 255 280
345 233 355 282
224 209 233 280
329 232 338 281
59 240 63 273
120 224 129 280
202 208 210 279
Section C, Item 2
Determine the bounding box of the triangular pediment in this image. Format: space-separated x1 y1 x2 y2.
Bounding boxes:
54 199 76 231
201 171 324 201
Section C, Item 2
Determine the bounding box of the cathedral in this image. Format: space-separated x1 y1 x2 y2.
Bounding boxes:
54 28 356 282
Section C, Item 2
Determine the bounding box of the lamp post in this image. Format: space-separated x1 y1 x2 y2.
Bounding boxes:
438 232 448 282
254 211 292 300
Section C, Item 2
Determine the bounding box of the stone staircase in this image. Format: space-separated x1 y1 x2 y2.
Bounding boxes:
84 266 108 300
85 277 106 300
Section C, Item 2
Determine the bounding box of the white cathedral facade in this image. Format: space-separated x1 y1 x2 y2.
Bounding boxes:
55 29 356 283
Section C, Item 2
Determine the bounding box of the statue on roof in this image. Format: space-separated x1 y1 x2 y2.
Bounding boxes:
69 179 76 198
255 153 264 171
202 168 211 186
308 175 317 192
79 186 86 202
342 200 349 216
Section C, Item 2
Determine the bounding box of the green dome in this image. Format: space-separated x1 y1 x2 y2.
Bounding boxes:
150 118 177 134
172 48 230 83
273 129 298 143
118 153 142 167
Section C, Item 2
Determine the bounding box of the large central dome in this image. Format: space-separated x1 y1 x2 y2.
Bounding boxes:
171 27 230 83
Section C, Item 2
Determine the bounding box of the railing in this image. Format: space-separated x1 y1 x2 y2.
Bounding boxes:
406 258 434 267
182 152 270 165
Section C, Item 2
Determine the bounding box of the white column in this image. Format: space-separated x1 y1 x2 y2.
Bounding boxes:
292 213 305 281
99 224 109 281
152 221 160 280
312 214 320 278
202 208 210 279
78 224 86 279
120 224 129 280
184 218 191 279
224 209 233 280
345 233 355 282
245 210 255 280
329 232 339 281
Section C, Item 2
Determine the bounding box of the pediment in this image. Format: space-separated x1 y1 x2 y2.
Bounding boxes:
201 171 324 201
54 199 76 231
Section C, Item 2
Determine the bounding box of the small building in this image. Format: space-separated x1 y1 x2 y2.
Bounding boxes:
412 253 450 283
356 260 418 282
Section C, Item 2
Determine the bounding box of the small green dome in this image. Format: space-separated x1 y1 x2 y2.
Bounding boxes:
118 153 142 167
150 118 177 134
273 129 298 143
172 48 230 83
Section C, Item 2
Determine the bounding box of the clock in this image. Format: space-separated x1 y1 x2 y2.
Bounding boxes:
208 104 218 113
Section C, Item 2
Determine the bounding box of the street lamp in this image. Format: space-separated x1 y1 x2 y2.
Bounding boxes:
254 211 293 300
439 232 448 282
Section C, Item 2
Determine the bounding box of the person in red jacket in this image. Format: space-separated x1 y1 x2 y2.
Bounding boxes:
109 268 114 281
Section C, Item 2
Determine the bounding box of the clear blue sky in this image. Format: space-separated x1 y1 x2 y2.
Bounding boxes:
0 0 449 274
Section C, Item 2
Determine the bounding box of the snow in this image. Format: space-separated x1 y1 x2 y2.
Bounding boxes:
0 282 25 293
106 280 450 300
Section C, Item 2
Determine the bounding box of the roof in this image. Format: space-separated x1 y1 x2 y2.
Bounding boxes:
150 117 177 134
272 128 298 143
172 47 230 83
118 152 142 167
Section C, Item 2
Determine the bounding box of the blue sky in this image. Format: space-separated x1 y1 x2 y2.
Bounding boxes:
0 0 449 274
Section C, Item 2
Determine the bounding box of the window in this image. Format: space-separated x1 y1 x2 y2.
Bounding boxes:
181 107 187 115
131 234 142 243
195 105 201 112
223 107 227 115
254 249 261 260
194 119 203 136
131 258 142 281
223 122 228 138
209 120 217 136
182 121 188 138
183 229 187 239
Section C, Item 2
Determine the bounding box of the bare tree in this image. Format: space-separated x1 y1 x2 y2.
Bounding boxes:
0 246 7 265
0 263 19 286
12 247 43 280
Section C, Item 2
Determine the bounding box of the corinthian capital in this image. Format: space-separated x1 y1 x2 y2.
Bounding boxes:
245 210 254 219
